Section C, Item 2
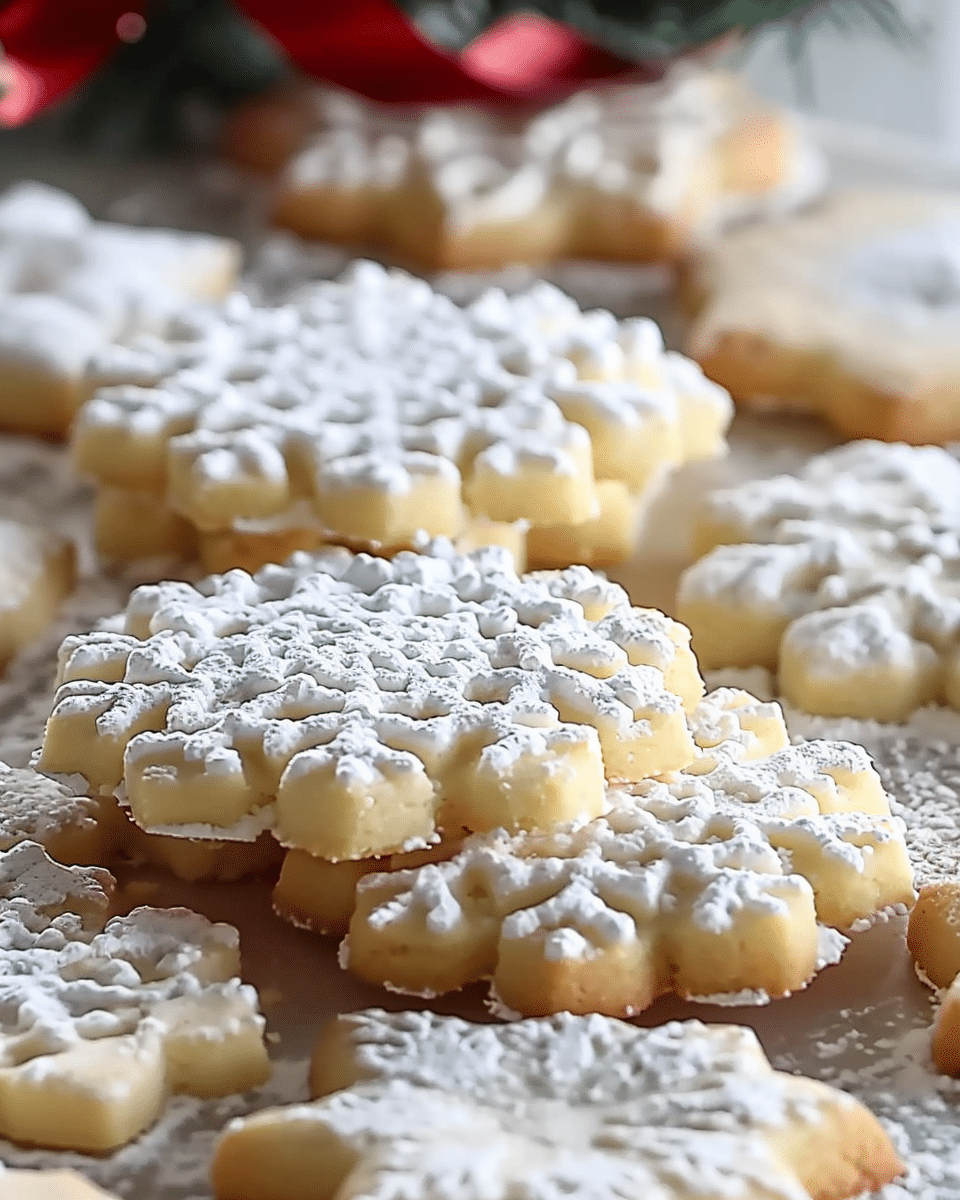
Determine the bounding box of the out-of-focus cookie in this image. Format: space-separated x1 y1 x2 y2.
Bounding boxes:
343 739 913 1015
231 68 824 269
907 881 960 1075
74 260 731 573
0 1169 120 1199
678 440 960 721
211 1009 902 1200
0 182 240 438
0 520 75 668
0 840 268 1152
685 189 960 443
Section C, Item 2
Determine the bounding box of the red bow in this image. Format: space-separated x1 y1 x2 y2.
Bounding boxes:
0 0 639 126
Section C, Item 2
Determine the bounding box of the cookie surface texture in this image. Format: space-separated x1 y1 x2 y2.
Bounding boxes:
685 189 960 443
0 181 239 437
678 440 960 720
0 520 75 668
257 67 823 268
269 685 792 936
211 1009 901 1200
0 840 268 1151
0 1168 120 1199
73 258 731 571
39 544 703 861
343 737 913 1014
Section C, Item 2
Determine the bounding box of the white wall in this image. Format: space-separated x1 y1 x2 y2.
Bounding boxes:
733 0 960 160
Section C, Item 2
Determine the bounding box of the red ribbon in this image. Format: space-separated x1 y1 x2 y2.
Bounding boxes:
0 0 639 126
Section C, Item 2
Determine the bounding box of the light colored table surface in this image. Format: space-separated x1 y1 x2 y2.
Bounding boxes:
0 141 958 1199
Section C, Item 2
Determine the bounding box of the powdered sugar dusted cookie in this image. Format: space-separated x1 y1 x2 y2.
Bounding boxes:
907 882 960 1075
0 840 268 1151
0 1168 119 1198
685 189 960 443
0 761 108 865
245 67 823 269
0 182 239 437
270 686 790 936
38 544 704 864
211 1009 901 1200
73 258 731 572
678 440 960 720
0 520 75 668
343 738 912 1014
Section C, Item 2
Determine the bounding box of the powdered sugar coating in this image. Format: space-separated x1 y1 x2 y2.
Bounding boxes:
73 258 730 552
0 762 101 856
0 182 238 393
0 841 263 1104
276 66 824 246
40 543 701 853
212 1009 897 1200
345 739 913 1013
678 441 960 719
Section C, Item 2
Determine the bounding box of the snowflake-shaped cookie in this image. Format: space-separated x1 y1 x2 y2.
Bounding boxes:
0 519 74 671
0 840 268 1152
343 739 913 1014
39 544 703 861
678 440 960 720
0 182 238 437
263 67 822 269
270 685 792 936
212 1009 901 1200
72 257 731 572
685 189 960 444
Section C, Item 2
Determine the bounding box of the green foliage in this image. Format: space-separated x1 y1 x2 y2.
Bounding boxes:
404 0 908 57
4 0 905 152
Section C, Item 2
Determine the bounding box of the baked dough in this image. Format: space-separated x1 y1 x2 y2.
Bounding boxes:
211 1009 902 1200
0 840 268 1152
0 182 239 438
343 738 913 1014
0 520 74 669
677 440 960 721
270 685 791 936
227 68 824 269
0 1170 119 1199
685 189 960 443
74 259 731 572
907 881 960 1075
39 544 703 863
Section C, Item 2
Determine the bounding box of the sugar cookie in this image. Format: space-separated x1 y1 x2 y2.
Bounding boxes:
344 739 912 1014
0 840 268 1152
269 686 790 937
0 182 239 437
240 68 824 269
0 520 75 668
0 1169 119 1199
212 1009 901 1200
906 882 960 1075
74 260 731 572
684 189 960 443
677 440 960 720
39 544 703 864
